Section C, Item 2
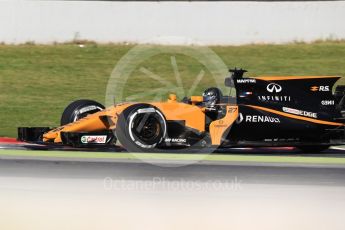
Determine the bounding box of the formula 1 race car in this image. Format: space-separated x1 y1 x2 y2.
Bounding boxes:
18 69 345 153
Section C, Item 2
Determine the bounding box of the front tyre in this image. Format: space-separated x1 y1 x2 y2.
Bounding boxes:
116 104 167 152
60 99 105 126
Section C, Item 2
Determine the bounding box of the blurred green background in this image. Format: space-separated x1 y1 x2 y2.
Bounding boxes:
1 41 345 137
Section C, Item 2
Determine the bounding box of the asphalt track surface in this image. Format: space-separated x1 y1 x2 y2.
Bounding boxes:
1 156 345 186
2 151 345 230
1 137 345 183
1 137 345 184
3 140 345 157
2 142 345 229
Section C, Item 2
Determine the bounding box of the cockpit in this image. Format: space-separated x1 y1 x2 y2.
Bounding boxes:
180 68 242 108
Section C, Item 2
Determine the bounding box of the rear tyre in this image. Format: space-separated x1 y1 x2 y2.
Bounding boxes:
298 145 330 153
60 99 105 126
116 104 167 152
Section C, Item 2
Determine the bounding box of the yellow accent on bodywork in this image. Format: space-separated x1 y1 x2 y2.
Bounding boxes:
43 103 133 143
152 102 205 132
209 105 238 145
43 101 206 143
254 76 339 81
246 105 344 126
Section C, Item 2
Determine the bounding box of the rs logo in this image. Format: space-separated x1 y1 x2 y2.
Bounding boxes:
310 86 330 92
267 83 282 93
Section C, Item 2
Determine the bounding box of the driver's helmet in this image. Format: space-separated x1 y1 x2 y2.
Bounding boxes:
202 87 223 108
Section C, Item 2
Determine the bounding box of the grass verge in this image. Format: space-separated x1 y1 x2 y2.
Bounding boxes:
1 42 345 137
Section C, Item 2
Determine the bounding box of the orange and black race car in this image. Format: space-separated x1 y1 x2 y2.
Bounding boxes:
18 69 345 153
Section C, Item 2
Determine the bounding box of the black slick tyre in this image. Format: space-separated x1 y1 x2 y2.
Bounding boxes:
115 104 167 152
60 99 105 126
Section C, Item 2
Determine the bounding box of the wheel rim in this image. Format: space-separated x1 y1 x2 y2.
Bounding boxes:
127 108 166 149
132 114 162 144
